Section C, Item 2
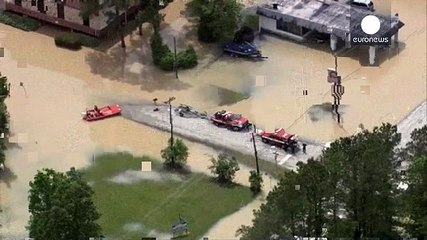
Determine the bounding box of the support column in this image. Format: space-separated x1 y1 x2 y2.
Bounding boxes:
391 13 399 48
345 32 351 48
330 34 338 51
369 45 376 65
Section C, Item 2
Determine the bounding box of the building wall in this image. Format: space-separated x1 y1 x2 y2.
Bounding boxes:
5 0 137 35
259 15 276 32
259 15 306 42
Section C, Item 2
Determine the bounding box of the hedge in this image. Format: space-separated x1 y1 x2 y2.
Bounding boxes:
54 32 100 50
0 12 40 31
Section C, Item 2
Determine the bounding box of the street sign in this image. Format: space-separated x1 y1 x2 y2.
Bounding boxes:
331 84 345 99
327 68 341 84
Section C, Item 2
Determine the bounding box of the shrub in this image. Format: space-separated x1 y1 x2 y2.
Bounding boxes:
150 31 171 65
249 170 263 194
159 52 174 71
161 138 189 169
55 33 82 50
54 32 100 50
177 46 198 69
76 33 100 47
209 153 240 185
151 31 198 71
0 12 40 31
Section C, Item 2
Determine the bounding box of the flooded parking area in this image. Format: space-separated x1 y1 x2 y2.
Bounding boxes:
0 0 426 237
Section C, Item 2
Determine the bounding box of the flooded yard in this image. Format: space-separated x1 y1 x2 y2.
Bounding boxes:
0 0 425 237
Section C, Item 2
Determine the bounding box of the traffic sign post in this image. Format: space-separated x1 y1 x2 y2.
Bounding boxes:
327 55 344 124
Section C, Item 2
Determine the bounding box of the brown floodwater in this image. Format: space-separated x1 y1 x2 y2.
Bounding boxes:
0 0 425 237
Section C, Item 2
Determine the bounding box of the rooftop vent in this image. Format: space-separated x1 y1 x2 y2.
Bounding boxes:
272 3 278 9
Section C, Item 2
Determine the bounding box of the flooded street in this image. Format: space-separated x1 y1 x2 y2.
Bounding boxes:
0 0 426 237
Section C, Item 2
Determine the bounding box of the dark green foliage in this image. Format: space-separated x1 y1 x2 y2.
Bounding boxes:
249 170 263 194
150 30 172 65
0 12 41 31
28 168 101 240
161 138 189 169
79 0 101 20
176 46 198 69
150 31 198 71
401 125 427 239
159 52 174 71
0 74 9 165
189 0 242 43
239 123 404 239
54 32 100 50
54 33 82 50
209 153 240 184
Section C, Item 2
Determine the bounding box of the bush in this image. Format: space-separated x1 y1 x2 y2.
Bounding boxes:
159 52 174 71
0 12 40 31
150 31 171 65
55 33 82 50
177 46 198 69
209 153 240 185
54 32 100 50
249 170 263 194
161 138 189 169
151 31 198 71
76 33 100 47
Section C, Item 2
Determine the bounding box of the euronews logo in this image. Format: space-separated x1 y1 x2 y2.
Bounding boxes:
351 15 390 45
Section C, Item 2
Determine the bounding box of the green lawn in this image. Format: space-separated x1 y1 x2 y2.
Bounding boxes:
83 152 253 239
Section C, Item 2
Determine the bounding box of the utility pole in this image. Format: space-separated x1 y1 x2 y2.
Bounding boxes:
173 37 178 79
252 125 260 175
167 97 176 164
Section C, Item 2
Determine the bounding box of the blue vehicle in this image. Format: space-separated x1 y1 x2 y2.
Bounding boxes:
223 41 267 59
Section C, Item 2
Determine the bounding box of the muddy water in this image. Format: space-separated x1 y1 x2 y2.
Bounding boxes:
0 0 426 237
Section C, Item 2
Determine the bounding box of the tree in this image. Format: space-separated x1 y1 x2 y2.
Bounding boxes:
209 153 240 184
401 126 427 239
135 0 161 35
322 123 401 239
249 170 263 194
0 74 9 166
79 0 101 22
239 123 403 239
28 168 101 240
161 138 189 169
189 0 242 43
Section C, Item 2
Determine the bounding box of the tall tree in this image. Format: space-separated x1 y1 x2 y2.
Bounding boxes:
189 0 242 43
322 123 401 239
135 0 161 35
0 74 10 166
401 125 427 239
239 123 403 239
28 168 101 240
79 0 101 22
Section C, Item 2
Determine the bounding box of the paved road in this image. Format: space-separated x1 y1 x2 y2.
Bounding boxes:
121 103 325 171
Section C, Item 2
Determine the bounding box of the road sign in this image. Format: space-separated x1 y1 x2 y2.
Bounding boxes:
327 68 341 84
331 84 345 99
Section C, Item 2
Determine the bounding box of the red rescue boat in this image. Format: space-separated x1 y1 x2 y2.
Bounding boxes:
82 104 121 121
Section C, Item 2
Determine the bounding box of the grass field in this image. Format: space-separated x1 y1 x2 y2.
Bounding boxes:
83 152 253 239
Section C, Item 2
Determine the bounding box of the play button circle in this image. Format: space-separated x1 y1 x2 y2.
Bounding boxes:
361 15 381 35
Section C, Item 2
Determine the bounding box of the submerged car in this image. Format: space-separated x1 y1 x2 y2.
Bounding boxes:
210 110 250 131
